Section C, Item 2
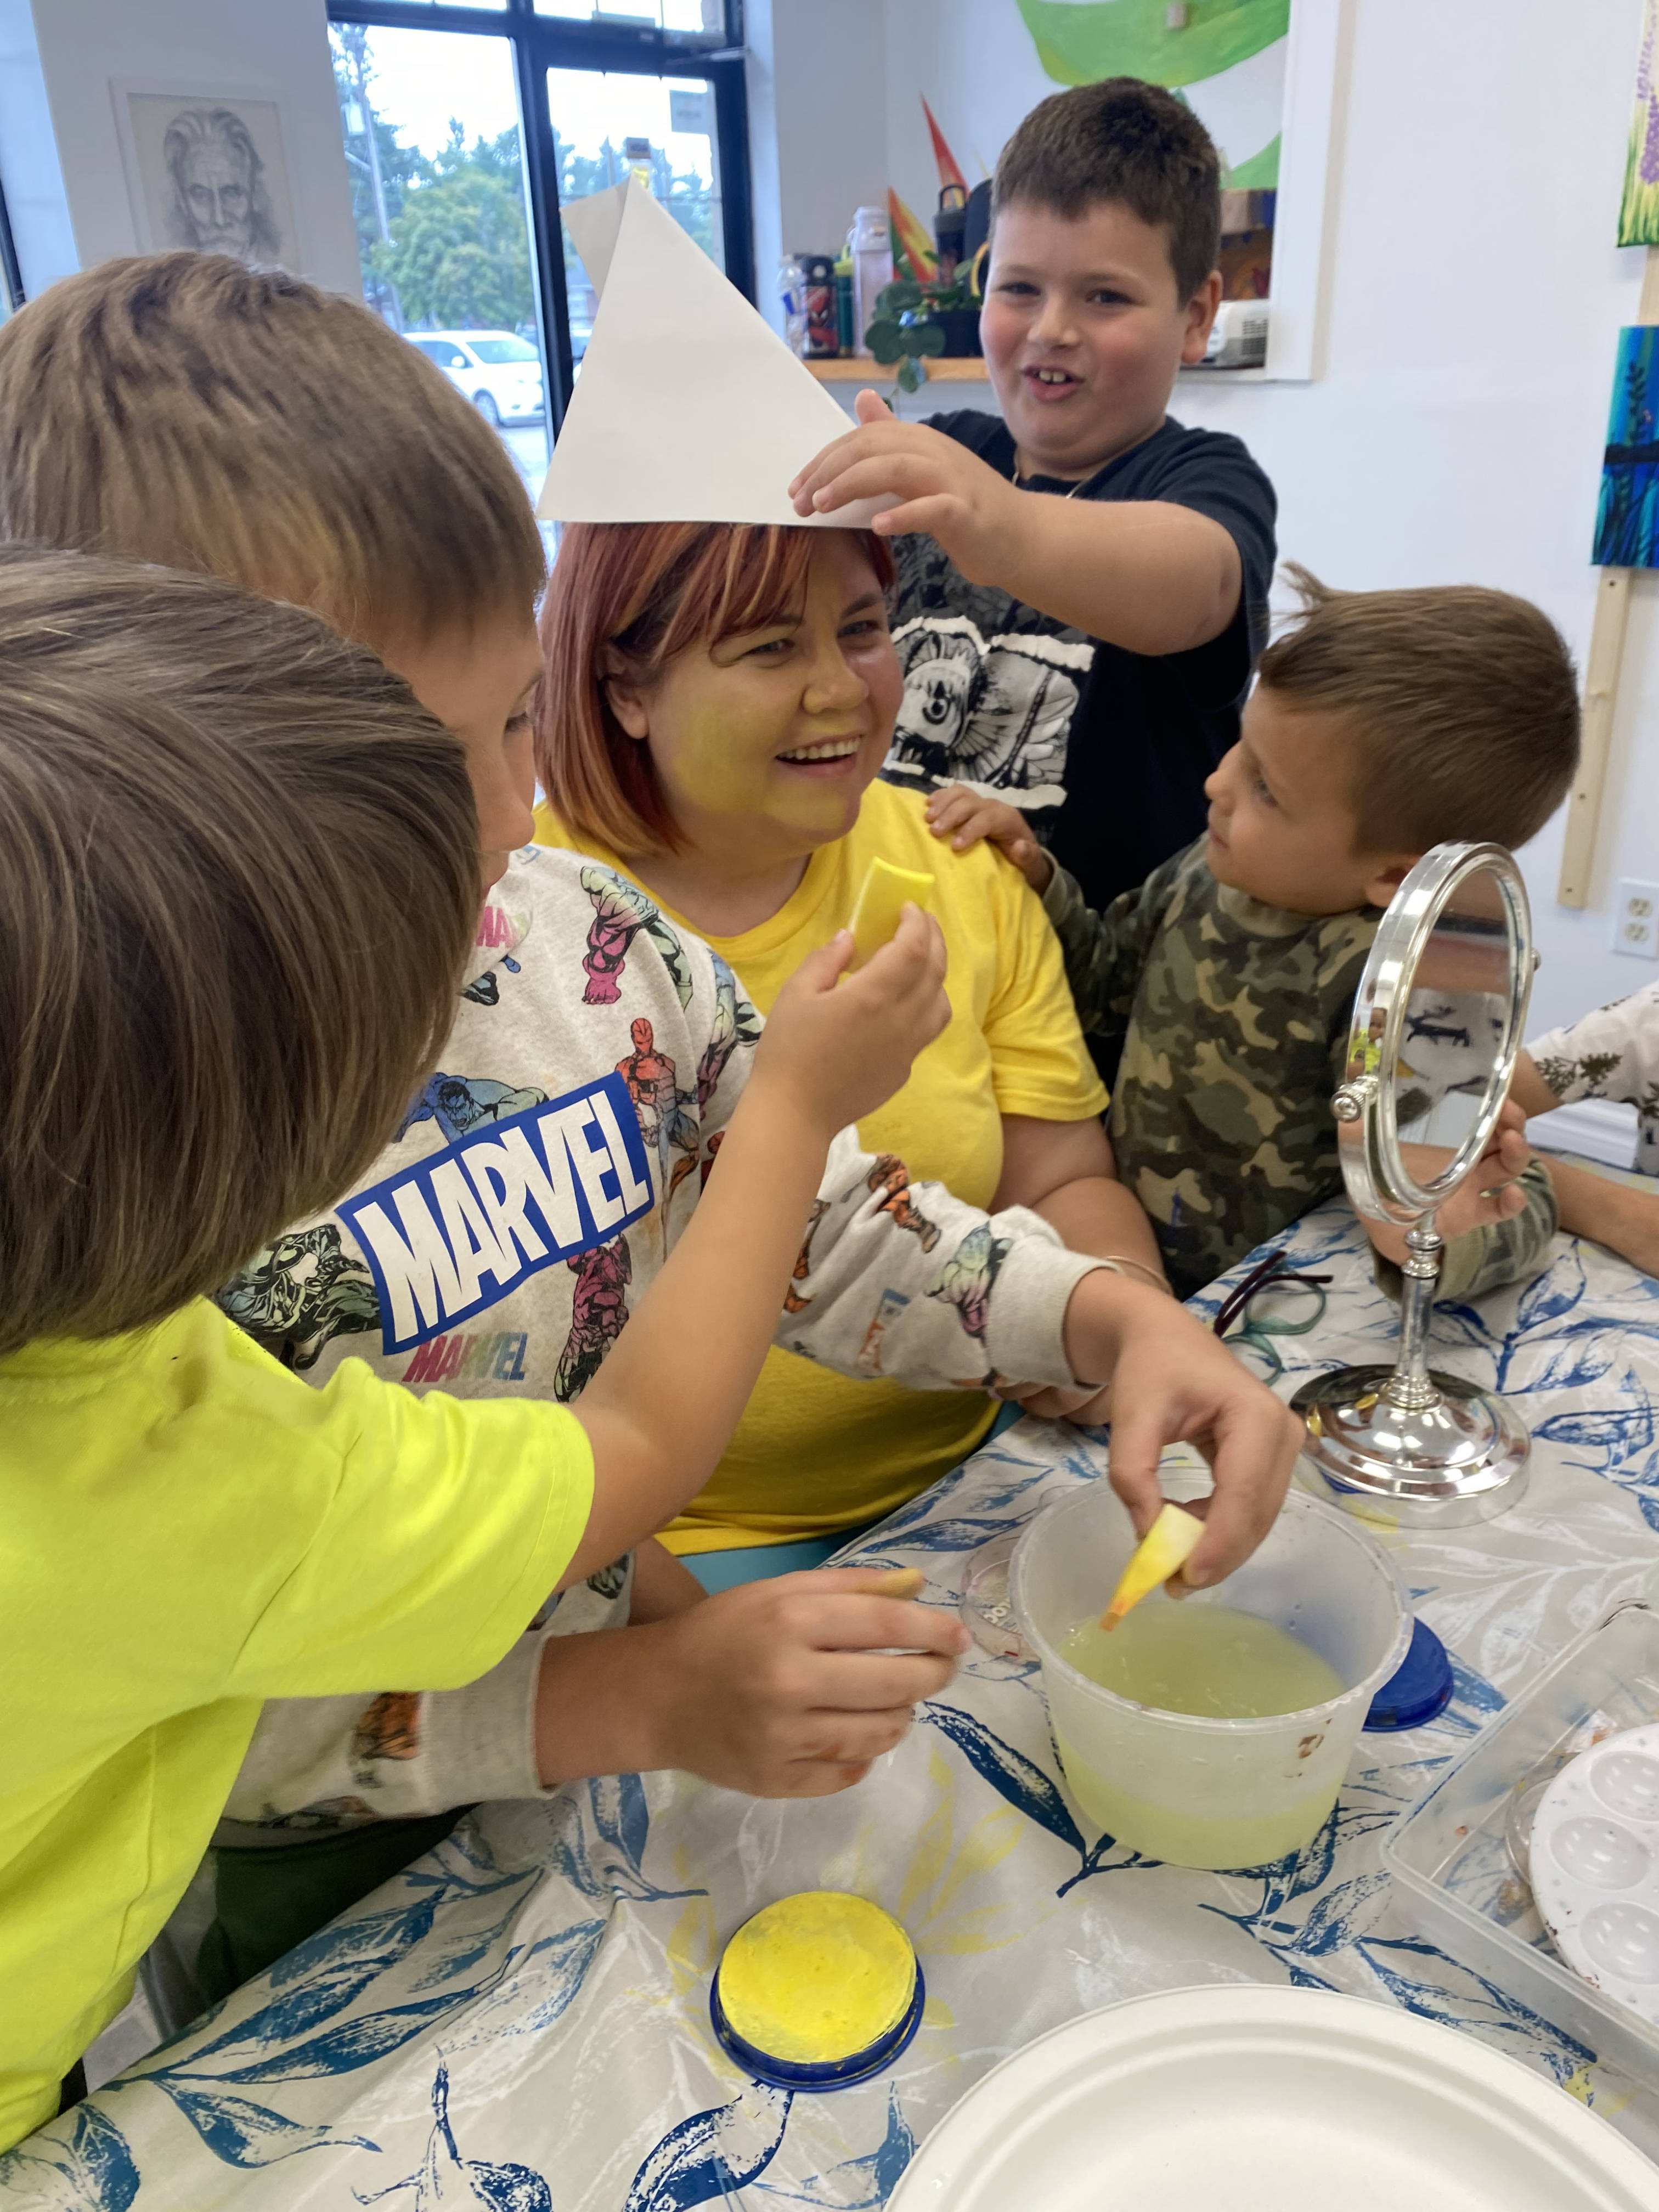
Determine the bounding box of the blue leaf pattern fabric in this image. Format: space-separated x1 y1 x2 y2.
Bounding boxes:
919 1703 1086 1859
158 2087 376 2168
7 1200 1659 2204
623 2086 792 2209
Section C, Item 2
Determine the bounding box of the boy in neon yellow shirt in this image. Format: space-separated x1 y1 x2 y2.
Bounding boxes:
0 546 954 2150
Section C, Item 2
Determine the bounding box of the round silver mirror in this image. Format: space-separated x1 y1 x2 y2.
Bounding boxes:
1292 843 1534 1525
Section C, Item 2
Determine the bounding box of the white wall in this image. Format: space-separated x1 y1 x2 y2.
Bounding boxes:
748 0 891 328
786 0 1659 1034
22 0 359 294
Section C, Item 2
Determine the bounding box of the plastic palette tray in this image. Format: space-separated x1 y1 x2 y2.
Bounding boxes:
1384 1601 1659 2083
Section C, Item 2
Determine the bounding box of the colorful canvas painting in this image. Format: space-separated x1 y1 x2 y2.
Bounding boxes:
1620 0 1659 247
1594 325 1659 566
1017 0 1287 187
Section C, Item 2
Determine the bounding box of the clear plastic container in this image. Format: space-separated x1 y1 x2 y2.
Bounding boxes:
1011 1485 1408 1869
1384 1600 1659 2083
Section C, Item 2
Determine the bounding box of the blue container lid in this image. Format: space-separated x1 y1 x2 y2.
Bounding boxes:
711 1959 926 2091
1364 1615 1453 1731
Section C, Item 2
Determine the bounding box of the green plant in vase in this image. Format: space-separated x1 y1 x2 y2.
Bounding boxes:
864 275 975 394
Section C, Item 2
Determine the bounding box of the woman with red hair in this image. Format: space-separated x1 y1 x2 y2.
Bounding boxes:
536 518 1174 1580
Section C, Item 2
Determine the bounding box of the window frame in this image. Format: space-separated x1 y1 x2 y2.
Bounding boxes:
326 0 752 430
0 165 24 312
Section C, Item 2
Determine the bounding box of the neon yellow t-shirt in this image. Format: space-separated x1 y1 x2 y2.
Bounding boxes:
537 778 1107 1548
0 1299 592 2152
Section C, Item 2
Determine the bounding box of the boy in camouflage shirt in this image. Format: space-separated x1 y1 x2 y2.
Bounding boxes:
929 570 1581 1299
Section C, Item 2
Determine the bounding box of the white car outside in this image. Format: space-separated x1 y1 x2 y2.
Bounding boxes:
407 331 545 426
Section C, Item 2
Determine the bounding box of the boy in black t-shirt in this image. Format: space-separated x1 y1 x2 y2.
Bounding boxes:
791 77 1277 930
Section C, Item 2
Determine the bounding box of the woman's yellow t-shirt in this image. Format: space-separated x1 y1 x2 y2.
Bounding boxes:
537 779 1108 1548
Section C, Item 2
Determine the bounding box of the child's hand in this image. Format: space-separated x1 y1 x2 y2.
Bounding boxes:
754 905 949 1138
644 1568 968 1796
789 389 1023 588
1058 1274 1302 1590
1363 1099 1532 1266
926 785 1053 894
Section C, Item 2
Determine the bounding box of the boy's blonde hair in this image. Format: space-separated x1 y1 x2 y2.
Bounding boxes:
1257 566 1582 854
0 253 544 648
0 546 480 1356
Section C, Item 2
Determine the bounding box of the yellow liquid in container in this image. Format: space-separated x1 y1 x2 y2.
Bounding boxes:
1056 1604 1348 1866
1062 1603 1344 1719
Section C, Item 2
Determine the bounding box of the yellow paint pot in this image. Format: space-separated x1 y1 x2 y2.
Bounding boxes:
710 1891 923 2090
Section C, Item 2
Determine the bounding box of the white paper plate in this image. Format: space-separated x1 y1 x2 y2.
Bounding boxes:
886 1985 1656 2211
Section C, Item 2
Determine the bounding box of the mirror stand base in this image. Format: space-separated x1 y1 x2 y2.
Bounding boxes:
1290 1365 1530 1527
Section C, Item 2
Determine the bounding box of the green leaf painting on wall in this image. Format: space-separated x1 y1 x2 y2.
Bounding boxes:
1017 0 1288 190
1618 0 1659 247
1226 133 1281 191
1016 0 1290 92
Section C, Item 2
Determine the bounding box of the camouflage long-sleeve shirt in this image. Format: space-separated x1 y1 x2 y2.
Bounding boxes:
1044 840 1556 1299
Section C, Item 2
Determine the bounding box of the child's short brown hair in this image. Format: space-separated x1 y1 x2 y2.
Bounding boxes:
0 545 479 1356
537 521 895 856
992 77 1221 302
0 252 544 650
1256 566 1582 855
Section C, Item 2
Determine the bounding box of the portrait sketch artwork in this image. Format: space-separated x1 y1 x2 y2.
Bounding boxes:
118 92 298 268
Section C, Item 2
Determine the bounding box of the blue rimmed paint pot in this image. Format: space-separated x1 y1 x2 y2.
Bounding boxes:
709 1891 924 2092
1363 1615 1454 1731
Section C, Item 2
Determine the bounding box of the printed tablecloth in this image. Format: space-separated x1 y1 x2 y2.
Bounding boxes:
7 1200 1659 2210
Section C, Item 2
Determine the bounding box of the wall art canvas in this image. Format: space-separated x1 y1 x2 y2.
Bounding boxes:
1621 0 1659 247
115 88 298 267
1018 0 1287 188
1594 324 1659 566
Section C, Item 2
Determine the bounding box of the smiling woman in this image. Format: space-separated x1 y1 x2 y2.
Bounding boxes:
535 519 1170 1559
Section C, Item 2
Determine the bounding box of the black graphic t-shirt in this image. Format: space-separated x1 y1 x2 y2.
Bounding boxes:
884 410 1277 920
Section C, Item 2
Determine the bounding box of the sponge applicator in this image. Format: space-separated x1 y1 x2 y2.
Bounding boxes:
848 857 934 968
711 1892 923 2090
1100 1503 1205 1631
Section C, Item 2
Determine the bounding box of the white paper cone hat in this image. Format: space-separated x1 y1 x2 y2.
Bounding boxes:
538 178 889 528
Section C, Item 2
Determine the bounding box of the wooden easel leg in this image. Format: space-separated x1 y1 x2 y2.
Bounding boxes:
1558 566 1632 909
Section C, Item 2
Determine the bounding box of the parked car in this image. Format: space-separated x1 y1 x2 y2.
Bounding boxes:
407 330 545 426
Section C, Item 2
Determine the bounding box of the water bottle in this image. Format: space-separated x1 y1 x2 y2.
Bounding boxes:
777 254 808 358
848 207 893 359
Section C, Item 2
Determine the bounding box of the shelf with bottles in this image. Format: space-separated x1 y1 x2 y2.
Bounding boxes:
804 359 1276 386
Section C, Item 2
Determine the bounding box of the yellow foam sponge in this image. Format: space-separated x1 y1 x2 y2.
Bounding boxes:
848 857 934 968
1100 1503 1205 1631
716 1892 916 2065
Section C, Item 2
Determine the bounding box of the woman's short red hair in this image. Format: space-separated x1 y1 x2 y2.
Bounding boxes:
535 521 895 856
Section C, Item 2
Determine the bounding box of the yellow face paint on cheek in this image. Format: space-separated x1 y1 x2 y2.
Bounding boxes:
652 690 869 851
656 696 774 819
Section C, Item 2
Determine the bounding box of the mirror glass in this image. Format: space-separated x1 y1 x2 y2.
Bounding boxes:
1334 845 1532 1229
1391 863 1514 1197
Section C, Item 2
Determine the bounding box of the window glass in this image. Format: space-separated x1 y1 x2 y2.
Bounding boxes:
534 2 722 32
330 24 549 510
547 69 721 362
469 335 540 364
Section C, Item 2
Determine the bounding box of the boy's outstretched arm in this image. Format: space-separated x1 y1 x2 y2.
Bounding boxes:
790 390 1239 657
534 1567 967 1797
563 909 948 1584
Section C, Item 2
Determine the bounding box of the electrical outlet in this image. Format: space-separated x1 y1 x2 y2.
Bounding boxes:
1613 878 1659 958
